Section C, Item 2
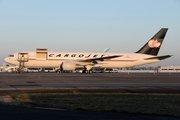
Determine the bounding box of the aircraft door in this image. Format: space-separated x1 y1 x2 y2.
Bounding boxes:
18 53 29 62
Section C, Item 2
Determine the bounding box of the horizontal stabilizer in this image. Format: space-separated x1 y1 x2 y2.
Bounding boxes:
144 55 172 60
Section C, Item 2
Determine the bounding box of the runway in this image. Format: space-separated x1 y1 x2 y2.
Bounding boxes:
0 72 180 95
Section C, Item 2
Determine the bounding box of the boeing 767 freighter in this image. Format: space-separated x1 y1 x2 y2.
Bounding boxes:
5 28 172 73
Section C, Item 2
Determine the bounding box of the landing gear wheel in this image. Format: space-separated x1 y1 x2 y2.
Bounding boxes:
89 70 92 73
82 69 87 73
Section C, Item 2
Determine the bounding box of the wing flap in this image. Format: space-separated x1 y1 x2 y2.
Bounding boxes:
78 55 123 62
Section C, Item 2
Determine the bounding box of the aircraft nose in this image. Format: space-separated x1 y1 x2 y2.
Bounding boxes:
4 57 10 63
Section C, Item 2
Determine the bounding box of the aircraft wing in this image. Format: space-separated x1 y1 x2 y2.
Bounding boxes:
144 55 172 60
78 55 123 62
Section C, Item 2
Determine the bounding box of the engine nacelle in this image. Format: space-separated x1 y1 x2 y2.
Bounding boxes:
61 62 76 71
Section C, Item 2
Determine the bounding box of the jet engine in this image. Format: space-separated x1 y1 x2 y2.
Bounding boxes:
60 62 76 71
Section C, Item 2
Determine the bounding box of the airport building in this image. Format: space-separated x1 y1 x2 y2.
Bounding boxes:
157 66 180 73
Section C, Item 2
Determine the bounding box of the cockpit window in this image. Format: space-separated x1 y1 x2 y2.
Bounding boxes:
8 55 14 57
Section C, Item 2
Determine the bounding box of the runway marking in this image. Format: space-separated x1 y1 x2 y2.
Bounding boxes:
7 82 180 87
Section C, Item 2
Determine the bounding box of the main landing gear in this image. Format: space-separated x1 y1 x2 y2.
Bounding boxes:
82 65 93 73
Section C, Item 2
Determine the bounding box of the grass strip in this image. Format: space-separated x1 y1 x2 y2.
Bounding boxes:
12 93 180 116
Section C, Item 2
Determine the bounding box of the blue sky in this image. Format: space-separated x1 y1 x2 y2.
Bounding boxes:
0 0 180 66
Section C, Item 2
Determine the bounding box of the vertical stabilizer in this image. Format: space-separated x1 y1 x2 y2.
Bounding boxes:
136 28 168 56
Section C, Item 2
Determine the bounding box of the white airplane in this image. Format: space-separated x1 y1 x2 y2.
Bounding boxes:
5 28 172 73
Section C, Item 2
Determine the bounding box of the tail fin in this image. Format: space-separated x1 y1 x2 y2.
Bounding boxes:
136 28 168 56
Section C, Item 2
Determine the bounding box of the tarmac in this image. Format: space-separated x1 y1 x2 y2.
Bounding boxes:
0 72 180 120
0 72 180 95
1 102 180 120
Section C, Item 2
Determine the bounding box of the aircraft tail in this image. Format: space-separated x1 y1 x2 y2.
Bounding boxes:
136 28 168 56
